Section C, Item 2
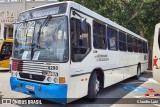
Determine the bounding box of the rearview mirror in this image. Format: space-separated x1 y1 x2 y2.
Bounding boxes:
81 18 87 33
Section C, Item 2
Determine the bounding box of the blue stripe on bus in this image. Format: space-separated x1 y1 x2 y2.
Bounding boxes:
10 77 68 104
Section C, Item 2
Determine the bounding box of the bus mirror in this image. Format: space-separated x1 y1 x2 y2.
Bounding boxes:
81 18 87 33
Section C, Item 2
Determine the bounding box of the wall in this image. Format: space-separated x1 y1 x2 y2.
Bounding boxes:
0 0 57 39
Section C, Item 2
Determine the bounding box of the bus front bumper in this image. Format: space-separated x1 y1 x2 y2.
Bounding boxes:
10 77 68 104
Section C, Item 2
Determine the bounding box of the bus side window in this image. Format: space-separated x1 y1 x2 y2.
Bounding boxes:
93 21 106 49
145 42 148 53
107 27 118 50
127 35 133 52
143 41 145 53
119 31 127 51
138 39 142 53
133 37 138 53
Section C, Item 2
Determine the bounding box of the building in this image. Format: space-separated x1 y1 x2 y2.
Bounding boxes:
0 0 58 39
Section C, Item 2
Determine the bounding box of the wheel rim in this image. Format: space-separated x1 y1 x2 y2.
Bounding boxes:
95 77 99 94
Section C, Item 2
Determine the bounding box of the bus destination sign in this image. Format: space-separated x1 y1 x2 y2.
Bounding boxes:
18 3 67 21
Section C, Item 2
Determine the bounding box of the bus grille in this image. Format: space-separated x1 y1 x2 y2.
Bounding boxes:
13 60 49 81
19 73 45 81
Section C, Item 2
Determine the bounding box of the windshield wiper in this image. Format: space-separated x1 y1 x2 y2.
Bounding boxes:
31 15 52 59
37 15 52 48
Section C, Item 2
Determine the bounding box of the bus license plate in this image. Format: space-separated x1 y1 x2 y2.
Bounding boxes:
25 85 34 90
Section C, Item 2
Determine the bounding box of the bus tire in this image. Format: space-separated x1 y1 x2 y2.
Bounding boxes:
136 65 141 79
87 71 99 101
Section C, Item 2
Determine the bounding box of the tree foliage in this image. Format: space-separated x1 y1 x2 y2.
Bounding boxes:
60 0 160 47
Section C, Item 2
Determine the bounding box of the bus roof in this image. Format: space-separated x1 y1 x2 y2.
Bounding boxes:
19 1 147 42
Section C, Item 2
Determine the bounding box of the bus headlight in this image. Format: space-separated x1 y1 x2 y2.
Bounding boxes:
53 77 58 83
47 77 52 82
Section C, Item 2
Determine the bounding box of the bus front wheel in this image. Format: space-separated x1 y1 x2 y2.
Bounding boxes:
87 71 100 101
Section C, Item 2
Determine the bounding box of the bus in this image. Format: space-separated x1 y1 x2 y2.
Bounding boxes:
0 39 13 71
152 23 160 83
10 1 148 104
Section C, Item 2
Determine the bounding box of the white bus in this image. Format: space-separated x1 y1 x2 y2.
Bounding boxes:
10 1 148 104
152 23 160 83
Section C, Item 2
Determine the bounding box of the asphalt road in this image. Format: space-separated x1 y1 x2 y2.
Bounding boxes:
0 70 160 107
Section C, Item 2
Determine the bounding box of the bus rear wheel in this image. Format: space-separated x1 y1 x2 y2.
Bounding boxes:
136 65 141 79
87 71 100 101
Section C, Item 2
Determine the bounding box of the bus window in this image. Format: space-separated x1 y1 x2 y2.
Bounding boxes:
127 35 133 52
133 37 138 52
70 18 91 62
138 39 143 53
0 42 12 60
107 27 117 50
143 41 145 53
93 21 106 49
119 31 127 51
145 42 148 53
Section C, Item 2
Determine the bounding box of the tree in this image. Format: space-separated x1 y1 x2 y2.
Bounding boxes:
60 0 160 48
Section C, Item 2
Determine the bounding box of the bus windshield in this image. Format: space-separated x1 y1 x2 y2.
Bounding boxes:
13 16 68 62
0 42 12 60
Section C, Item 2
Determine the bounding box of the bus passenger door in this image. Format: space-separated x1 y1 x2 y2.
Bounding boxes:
69 10 92 98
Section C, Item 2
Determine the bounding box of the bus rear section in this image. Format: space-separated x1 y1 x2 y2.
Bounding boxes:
153 23 160 82
0 39 13 71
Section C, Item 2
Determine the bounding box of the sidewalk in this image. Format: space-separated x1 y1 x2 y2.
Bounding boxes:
112 70 160 107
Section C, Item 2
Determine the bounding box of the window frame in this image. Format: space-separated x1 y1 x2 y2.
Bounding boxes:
127 34 133 52
107 26 118 51
70 17 91 62
138 39 143 53
133 37 138 53
145 42 148 53
118 31 127 51
93 21 107 50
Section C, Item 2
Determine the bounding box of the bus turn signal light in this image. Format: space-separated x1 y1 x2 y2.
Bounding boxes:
59 77 65 83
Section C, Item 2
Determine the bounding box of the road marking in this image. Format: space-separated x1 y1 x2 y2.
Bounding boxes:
120 85 147 92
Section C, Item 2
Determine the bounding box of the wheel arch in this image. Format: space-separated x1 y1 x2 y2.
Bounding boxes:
138 62 141 72
88 67 104 90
